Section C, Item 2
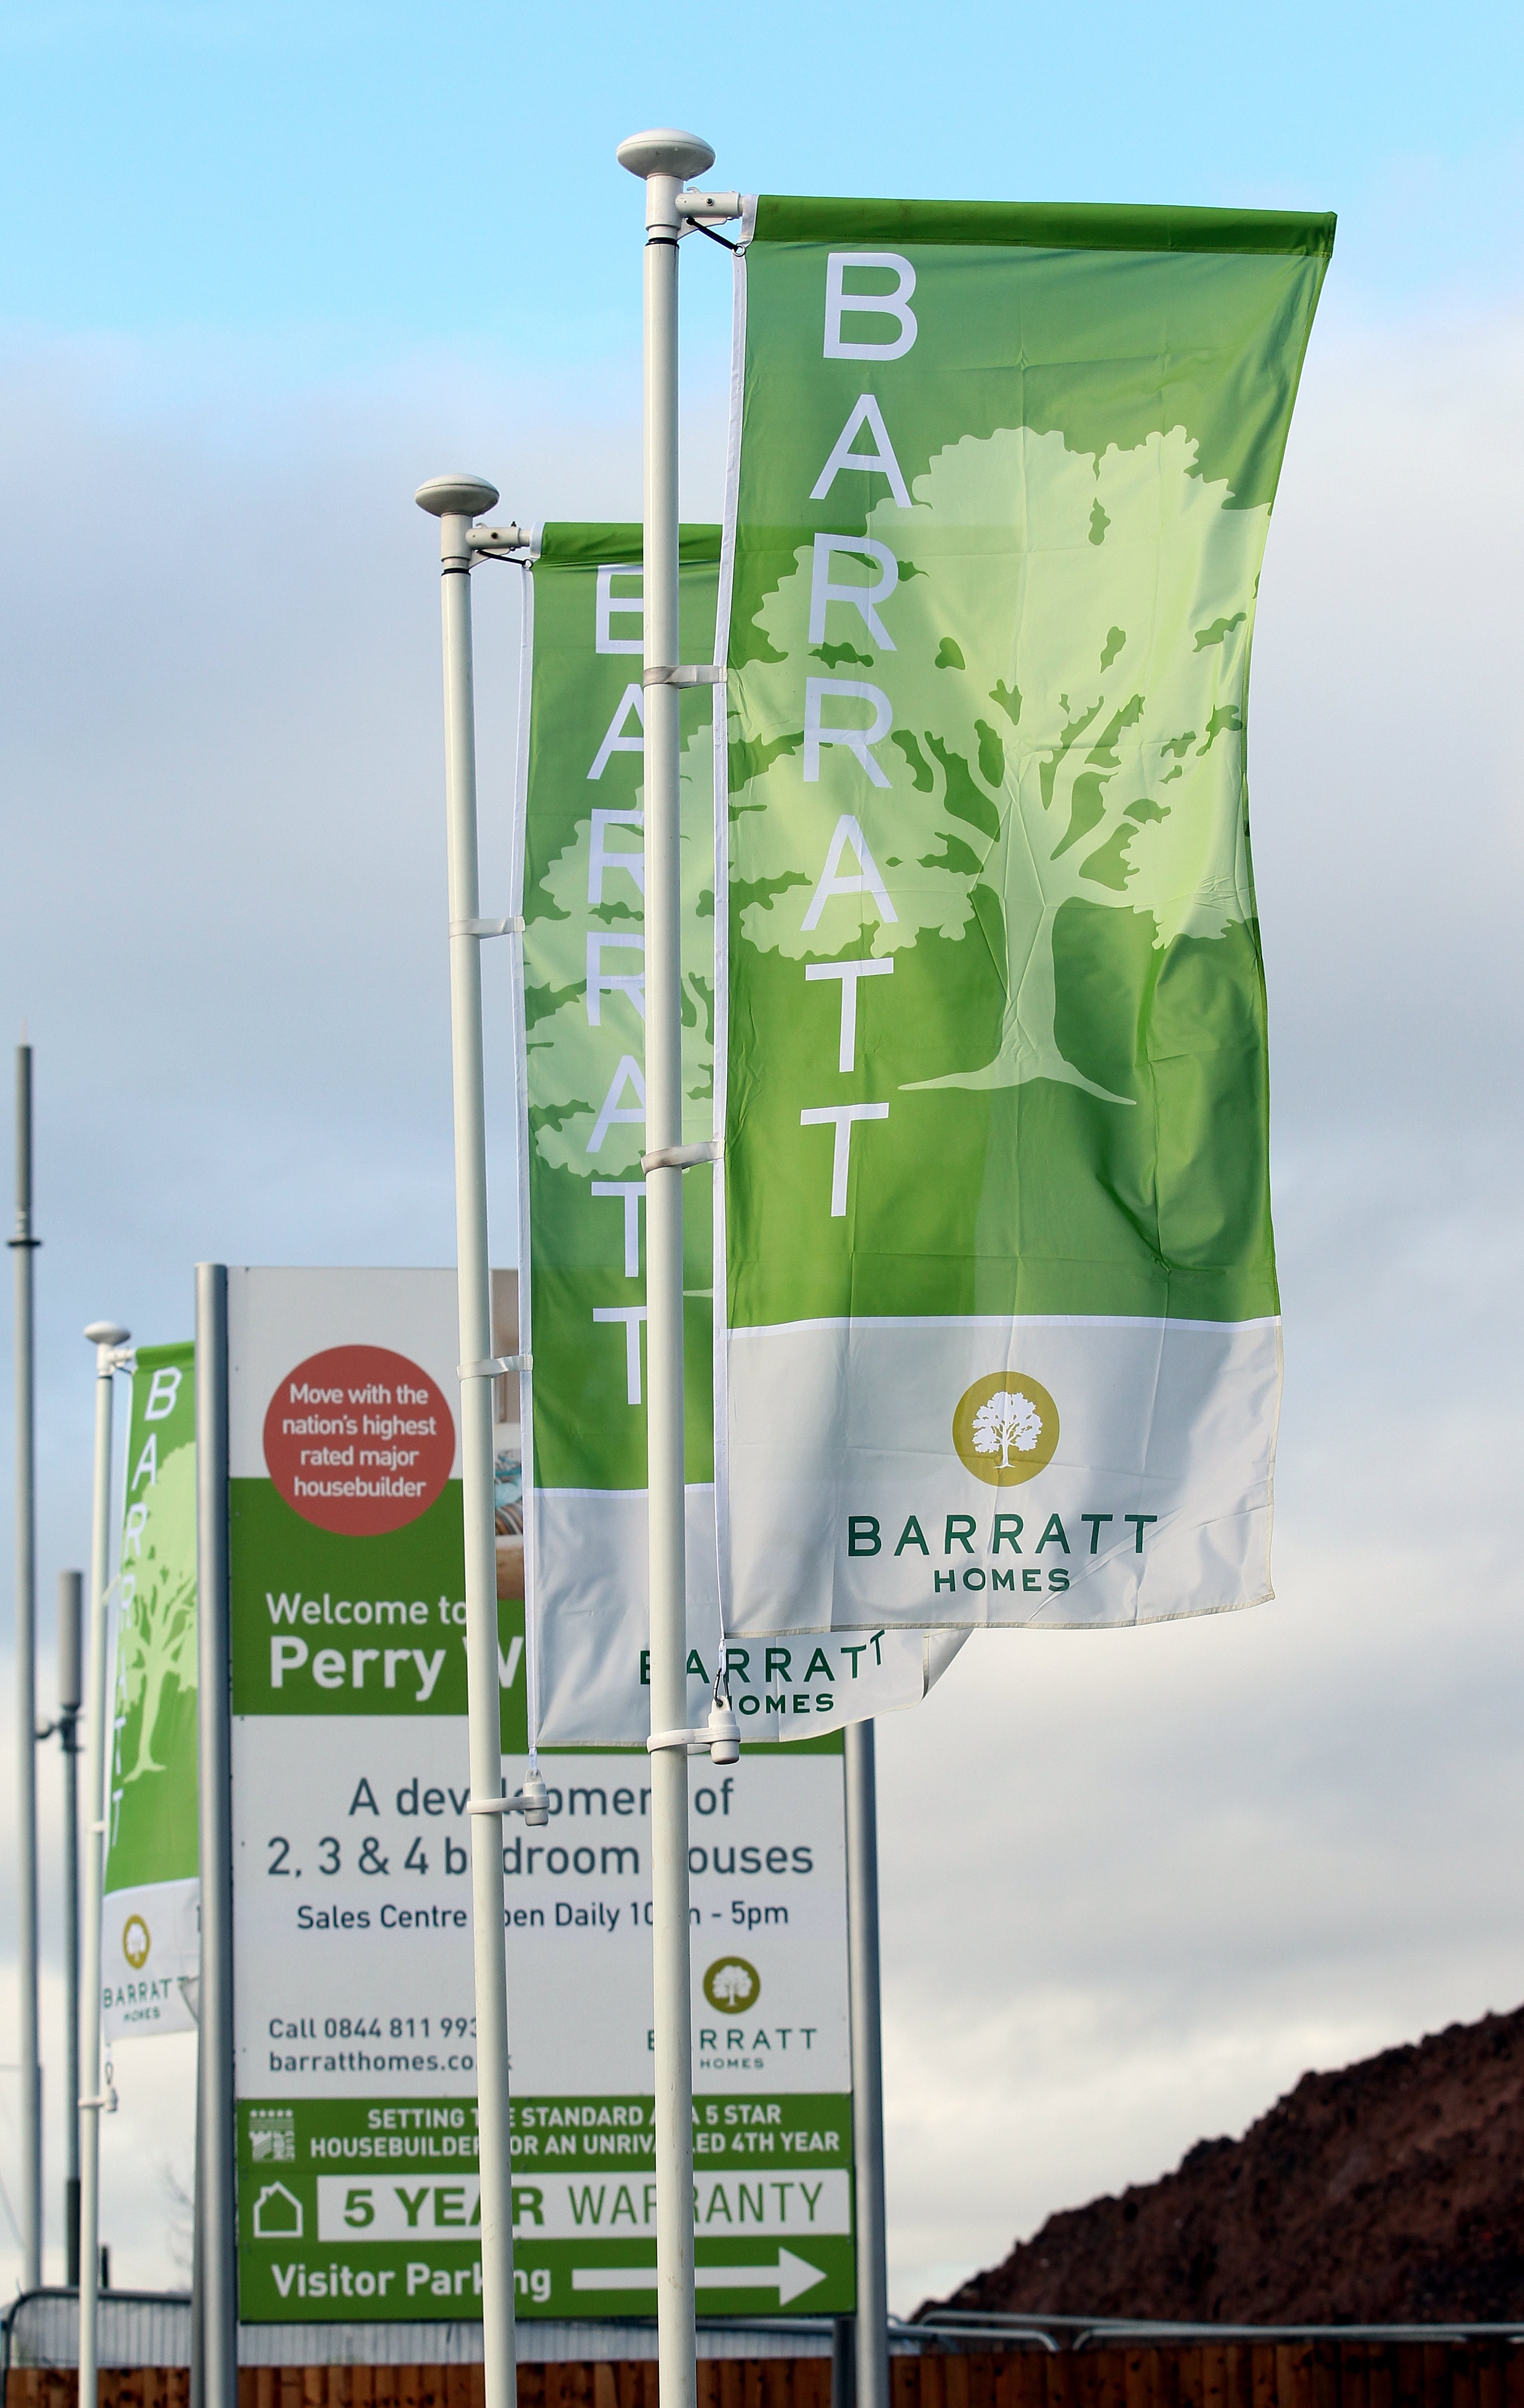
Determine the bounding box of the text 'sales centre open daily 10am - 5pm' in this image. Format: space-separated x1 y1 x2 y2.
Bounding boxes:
227 1268 855 2320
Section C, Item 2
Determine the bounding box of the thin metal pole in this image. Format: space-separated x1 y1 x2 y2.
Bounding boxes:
643 171 697 2408
616 122 715 2408
845 1719 890 2408
417 475 520 2408
12 1043 41 2288
80 1323 129 2404
832 2314 856 2408
189 2017 204 2408
195 1266 236 2408
58 1569 84 2288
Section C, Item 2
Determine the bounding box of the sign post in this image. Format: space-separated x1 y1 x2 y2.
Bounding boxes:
195 1266 237 2408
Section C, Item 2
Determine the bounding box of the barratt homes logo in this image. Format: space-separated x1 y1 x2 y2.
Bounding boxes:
952 1374 1060 1487
122 1914 151 1970
703 1957 760 2011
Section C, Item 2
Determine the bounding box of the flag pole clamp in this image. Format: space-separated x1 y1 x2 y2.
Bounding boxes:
81 2060 119 2116
647 1696 741 1766
642 664 726 689
468 1771 550 1826
675 192 743 221
465 524 539 558
640 1140 721 1174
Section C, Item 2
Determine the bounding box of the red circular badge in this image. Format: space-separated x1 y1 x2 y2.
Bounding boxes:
262 1345 456 1536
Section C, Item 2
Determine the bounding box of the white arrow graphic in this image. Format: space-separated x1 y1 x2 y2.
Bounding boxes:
571 2249 826 2307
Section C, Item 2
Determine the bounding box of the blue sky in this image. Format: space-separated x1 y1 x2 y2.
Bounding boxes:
0 0 1519 373
2 0 1523 2312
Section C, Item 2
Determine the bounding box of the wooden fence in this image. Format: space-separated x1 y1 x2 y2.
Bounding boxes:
926 2345 1524 2408
9 2344 1524 2408
912 2343 1524 2408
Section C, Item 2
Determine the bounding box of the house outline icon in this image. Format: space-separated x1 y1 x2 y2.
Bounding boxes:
251 2182 303 2239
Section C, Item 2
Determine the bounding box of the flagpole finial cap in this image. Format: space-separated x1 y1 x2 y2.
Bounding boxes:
83 1322 130 1348
616 129 715 182
415 475 500 520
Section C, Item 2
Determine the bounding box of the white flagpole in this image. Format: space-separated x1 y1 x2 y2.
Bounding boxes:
845 1718 891 2408
57 1570 83 2286
615 123 716 2408
79 1321 131 2403
415 474 544 2408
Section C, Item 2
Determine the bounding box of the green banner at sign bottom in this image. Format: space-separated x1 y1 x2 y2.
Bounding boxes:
237 2093 854 2321
238 2235 855 2320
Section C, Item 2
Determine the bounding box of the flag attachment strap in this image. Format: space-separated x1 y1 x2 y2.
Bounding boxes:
450 916 523 937
682 218 741 255
640 1140 721 1174
642 664 726 689
81 2060 119 2116
458 1352 531 1379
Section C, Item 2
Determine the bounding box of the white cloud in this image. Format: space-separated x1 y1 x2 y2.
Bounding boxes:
874 303 1524 2308
0 304 1520 2317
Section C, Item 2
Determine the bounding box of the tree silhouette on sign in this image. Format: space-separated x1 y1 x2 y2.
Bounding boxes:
115 1442 196 1793
971 1390 1041 1471
735 423 1268 1105
709 1962 756 2008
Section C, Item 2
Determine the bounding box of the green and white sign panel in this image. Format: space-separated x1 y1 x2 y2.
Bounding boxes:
103 1342 199 2039
515 525 963 1740
716 198 1334 1633
229 1267 853 2321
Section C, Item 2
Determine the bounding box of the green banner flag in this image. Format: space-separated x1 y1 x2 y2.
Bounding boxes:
716 198 1334 1633
103 1341 199 2037
515 526 965 1735
516 524 724 1742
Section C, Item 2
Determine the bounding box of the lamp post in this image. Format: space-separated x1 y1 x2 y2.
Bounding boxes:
195 1265 237 2408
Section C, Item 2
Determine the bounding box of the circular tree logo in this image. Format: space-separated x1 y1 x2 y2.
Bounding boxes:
953 1373 1060 1486
122 1914 151 1970
703 1957 760 2012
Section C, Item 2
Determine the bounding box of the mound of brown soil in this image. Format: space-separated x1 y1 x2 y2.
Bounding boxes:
935 2002 1524 2323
